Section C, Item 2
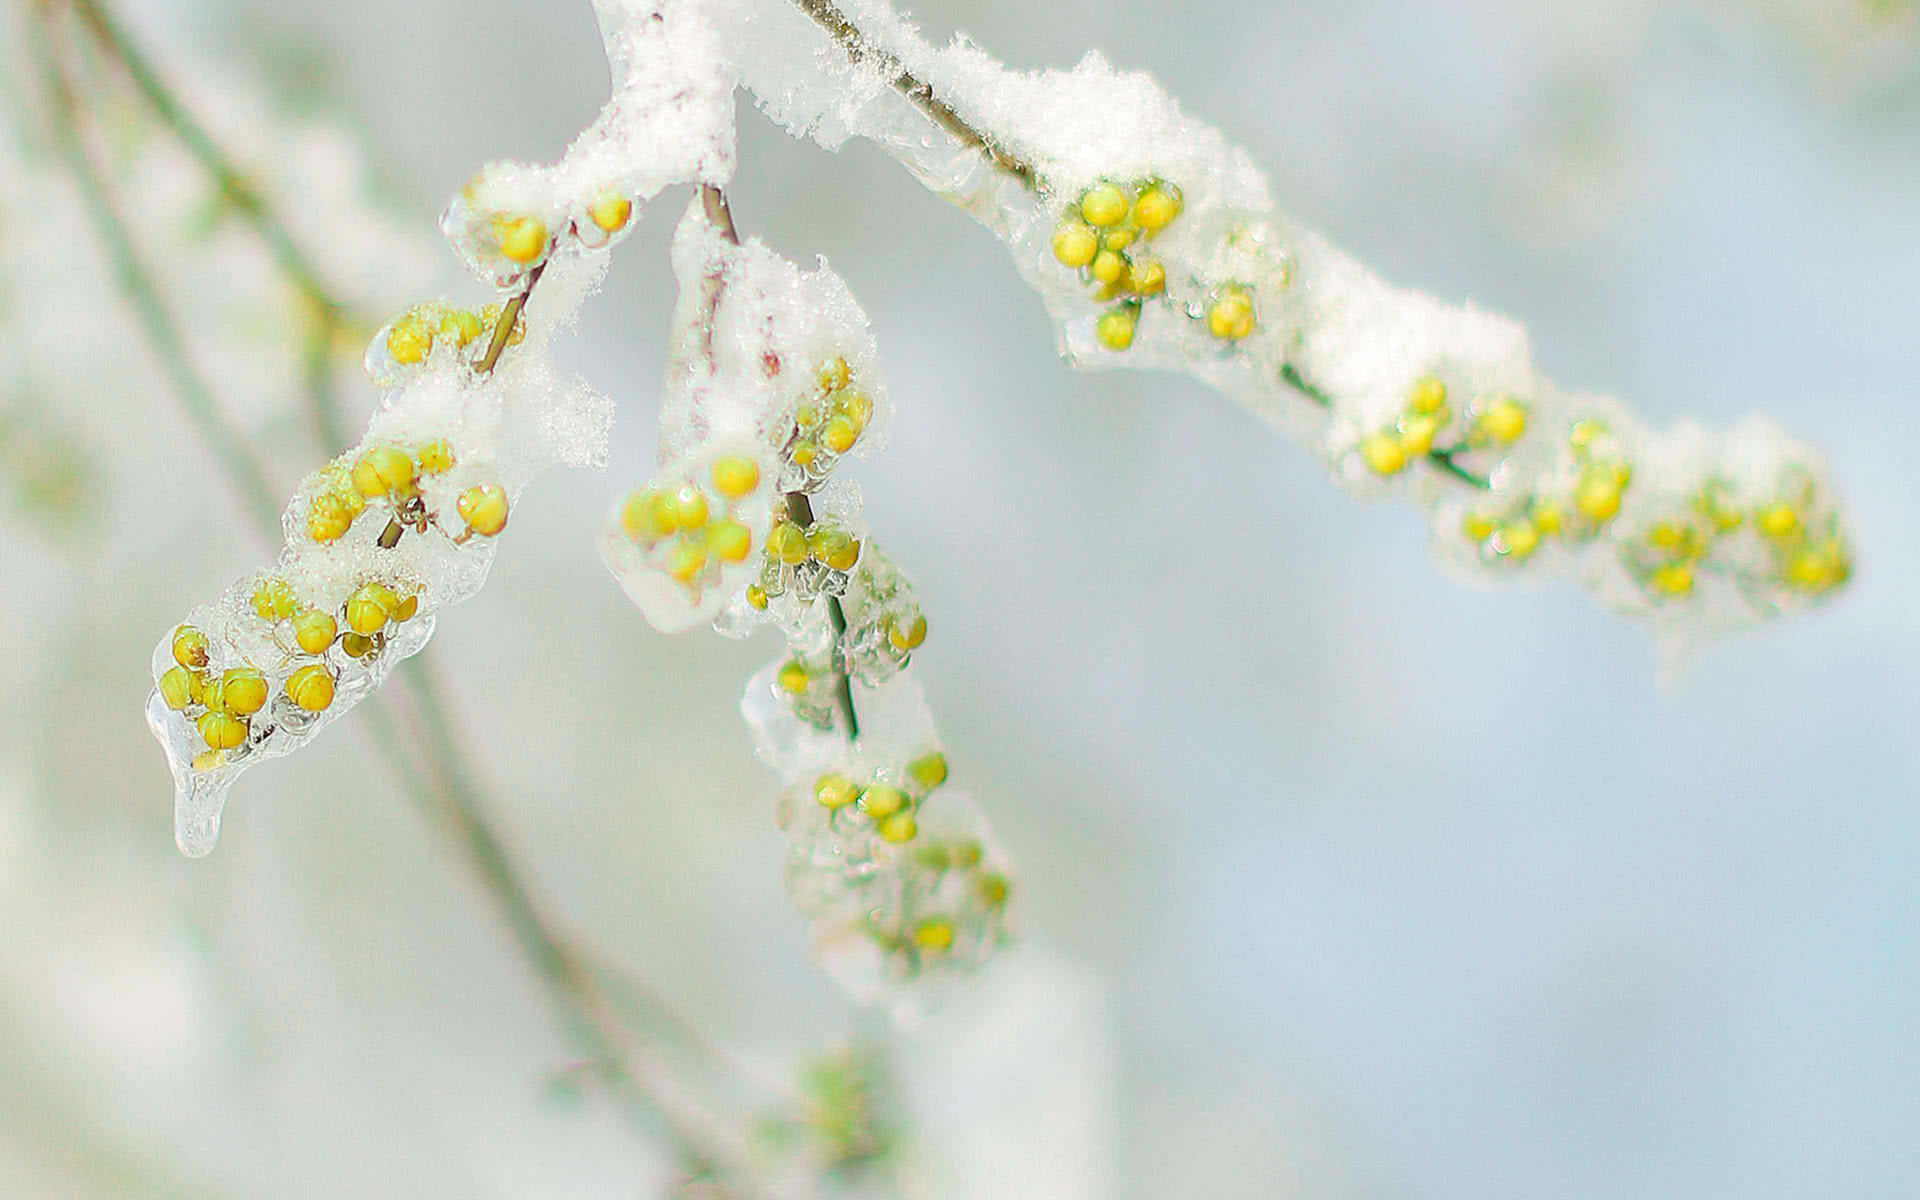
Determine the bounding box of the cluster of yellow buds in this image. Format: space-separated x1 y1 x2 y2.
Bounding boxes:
808 749 950 849
779 355 875 490
1050 179 1182 352
441 171 638 289
154 567 431 772
863 825 1013 973
299 440 507 549
1459 496 1561 565
614 451 767 606
1356 375 1530 479
1753 471 1851 596
750 504 864 613
365 300 524 386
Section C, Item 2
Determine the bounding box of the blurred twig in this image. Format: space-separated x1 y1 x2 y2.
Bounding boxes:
39 4 765 1185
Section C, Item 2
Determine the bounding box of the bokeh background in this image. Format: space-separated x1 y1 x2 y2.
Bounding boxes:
2 0 1916 1196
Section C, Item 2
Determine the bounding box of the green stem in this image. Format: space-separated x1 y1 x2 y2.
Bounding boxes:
38 18 284 534
68 0 352 323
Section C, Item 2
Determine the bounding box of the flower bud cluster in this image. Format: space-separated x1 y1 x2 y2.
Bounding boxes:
733 25 1856 649
744 665 1013 1007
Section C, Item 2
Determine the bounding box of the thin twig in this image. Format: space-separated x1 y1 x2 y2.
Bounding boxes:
36 15 283 534
789 0 1038 189
67 0 352 322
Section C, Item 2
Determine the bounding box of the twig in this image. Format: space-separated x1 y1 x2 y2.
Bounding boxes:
788 0 1038 190
36 13 283 534
701 186 862 742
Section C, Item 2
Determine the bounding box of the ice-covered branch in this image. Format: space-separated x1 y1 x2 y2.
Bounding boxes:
742 0 1855 658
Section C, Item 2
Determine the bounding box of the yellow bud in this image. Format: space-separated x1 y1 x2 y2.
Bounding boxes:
1101 228 1136 252
286 664 335 712
1569 419 1607 453
307 492 355 542
1477 396 1528 444
1408 376 1448 415
1051 221 1099 269
1360 432 1408 477
353 446 417 500
1648 521 1693 553
220 667 269 717
158 666 197 711
665 539 708 584
340 632 376 658
821 414 859 455
390 591 420 622
1757 504 1799 540
768 521 810 566
1786 542 1848 592
708 519 753 564
817 355 851 392
251 578 298 622
622 487 678 543
950 838 984 869
907 751 949 791
746 584 770 610
197 710 248 751
1079 184 1128 228
1126 257 1166 295
1574 472 1623 523
860 783 908 820
171 625 210 670
292 609 338 655
1398 414 1441 458
191 749 227 773
589 191 632 234
1462 513 1497 542
1499 519 1541 560
790 441 819 468
386 316 432 366
345 582 397 635
1206 288 1255 341
1533 501 1564 537
457 483 509 537
1133 184 1181 231
497 215 548 264
888 612 927 653
1096 307 1137 351
673 485 711 531
912 918 954 952
1090 249 1126 285
1651 563 1694 596
435 308 482 347
809 526 860 572
975 872 1011 909
838 390 874 432
814 773 858 809
417 439 455 474
777 659 810 695
710 455 760 500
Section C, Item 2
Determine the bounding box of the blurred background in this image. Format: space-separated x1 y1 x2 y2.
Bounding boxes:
2 0 1916 1196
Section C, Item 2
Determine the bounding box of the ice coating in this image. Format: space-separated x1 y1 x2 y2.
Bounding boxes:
441 0 736 289
743 662 1012 1010
148 268 612 856
726 0 1856 655
600 200 890 633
